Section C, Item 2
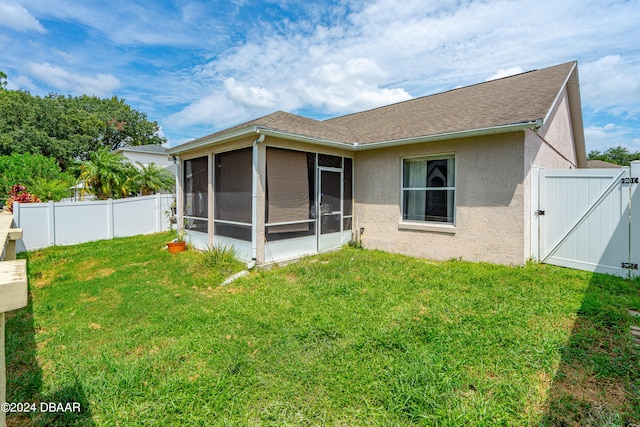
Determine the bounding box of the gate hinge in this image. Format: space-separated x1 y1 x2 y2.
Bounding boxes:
621 177 639 184
622 262 639 270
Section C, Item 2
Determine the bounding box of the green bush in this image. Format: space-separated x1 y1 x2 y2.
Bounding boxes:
200 243 238 269
0 153 73 203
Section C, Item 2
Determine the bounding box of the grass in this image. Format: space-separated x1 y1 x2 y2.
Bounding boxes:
5 232 640 426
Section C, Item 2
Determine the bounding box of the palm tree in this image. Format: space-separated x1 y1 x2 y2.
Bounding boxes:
134 162 174 196
79 148 130 200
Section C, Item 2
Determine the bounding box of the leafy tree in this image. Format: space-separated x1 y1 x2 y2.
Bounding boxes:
0 72 166 169
30 177 73 202
78 148 131 200
134 162 174 196
0 152 73 204
588 146 640 166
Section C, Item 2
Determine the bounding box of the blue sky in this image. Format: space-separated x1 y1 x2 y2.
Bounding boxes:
1 0 639 153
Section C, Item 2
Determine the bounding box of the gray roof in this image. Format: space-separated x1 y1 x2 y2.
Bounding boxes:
587 159 623 169
115 144 168 154
170 61 583 157
326 61 577 144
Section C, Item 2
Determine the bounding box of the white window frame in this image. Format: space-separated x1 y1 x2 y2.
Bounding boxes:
400 153 456 225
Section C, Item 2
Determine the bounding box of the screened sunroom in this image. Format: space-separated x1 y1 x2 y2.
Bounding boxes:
179 143 353 264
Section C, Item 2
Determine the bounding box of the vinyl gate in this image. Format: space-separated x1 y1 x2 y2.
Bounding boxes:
531 161 640 278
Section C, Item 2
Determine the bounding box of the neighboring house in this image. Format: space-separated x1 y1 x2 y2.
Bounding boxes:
113 144 176 175
72 145 176 201
167 61 586 265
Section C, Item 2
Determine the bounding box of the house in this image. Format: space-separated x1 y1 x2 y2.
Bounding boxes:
113 144 176 175
167 61 586 265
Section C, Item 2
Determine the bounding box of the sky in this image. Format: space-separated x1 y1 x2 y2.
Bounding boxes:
0 0 639 153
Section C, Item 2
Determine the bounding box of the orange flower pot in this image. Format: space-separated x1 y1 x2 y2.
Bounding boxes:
167 241 187 254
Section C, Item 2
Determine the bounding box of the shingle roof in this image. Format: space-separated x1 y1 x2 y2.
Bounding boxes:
170 61 580 151
116 144 168 154
587 159 623 169
327 61 576 144
187 110 357 145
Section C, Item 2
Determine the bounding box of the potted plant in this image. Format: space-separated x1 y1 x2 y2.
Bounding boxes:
167 229 187 253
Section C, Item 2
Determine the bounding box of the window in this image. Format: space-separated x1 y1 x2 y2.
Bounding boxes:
265 148 316 241
214 148 252 241
183 156 208 233
343 157 353 231
402 155 455 223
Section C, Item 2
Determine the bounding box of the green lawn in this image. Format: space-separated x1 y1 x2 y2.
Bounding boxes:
6 232 640 426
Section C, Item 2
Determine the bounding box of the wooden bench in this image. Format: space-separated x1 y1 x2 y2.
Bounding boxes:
0 259 27 313
0 214 27 427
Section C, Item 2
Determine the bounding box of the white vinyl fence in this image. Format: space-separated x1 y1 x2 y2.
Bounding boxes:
531 161 639 278
12 194 174 253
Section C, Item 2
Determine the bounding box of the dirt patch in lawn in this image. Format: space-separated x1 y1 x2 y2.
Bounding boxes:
75 261 116 281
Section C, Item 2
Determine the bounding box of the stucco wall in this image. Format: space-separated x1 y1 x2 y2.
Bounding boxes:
535 87 578 167
354 133 526 265
120 151 173 168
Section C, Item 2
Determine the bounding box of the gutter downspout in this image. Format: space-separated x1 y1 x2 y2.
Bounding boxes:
251 132 265 263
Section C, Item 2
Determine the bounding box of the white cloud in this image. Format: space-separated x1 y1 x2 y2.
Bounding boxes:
223 78 277 109
584 123 640 153
8 0 640 147
298 58 411 113
485 66 524 81
581 55 640 116
0 0 45 32
20 0 228 47
166 89 248 129
27 62 121 97
5 74 36 91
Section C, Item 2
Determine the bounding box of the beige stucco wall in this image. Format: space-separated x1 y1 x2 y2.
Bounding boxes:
535 87 578 167
354 133 527 265
120 151 173 168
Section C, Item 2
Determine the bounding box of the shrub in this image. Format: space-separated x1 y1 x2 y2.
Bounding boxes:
5 184 41 212
200 243 238 270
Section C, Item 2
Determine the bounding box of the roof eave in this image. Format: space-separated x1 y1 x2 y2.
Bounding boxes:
168 121 539 155
353 121 539 151
166 125 259 155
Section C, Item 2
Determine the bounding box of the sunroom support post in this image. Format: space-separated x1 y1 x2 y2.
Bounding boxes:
252 133 266 263
174 156 183 233
254 137 267 265
208 154 214 247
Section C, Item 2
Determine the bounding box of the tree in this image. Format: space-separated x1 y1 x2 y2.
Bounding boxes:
30 177 73 202
588 146 640 166
0 152 73 204
134 162 174 196
0 72 166 169
78 148 131 200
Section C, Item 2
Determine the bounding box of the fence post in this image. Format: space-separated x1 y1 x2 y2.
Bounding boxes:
48 200 55 246
631 161 640 279
11 203 19 230
107 199 114 239
156 194 162 232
